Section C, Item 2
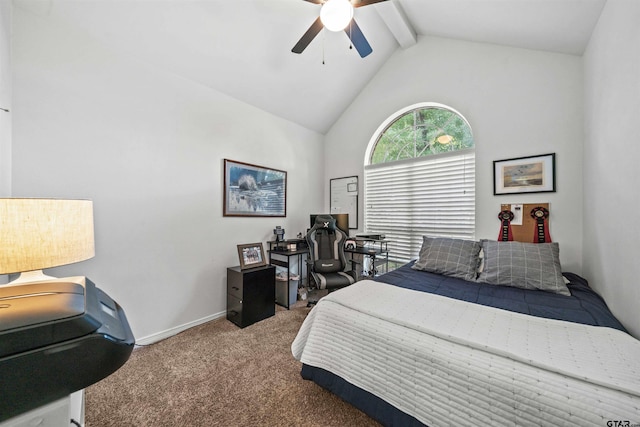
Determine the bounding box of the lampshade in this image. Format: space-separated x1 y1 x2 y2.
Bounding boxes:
320 0 354 32
0 198 95 275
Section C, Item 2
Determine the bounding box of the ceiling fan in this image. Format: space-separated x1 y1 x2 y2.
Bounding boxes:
292 0 388 58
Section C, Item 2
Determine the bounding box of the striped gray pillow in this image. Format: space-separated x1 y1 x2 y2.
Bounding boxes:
412 236 481 282
477 240 570 296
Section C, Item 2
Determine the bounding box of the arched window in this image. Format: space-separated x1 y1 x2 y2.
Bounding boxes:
364 103 475 263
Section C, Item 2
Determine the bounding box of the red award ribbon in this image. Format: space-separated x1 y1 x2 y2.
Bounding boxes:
530 207 551 243
497 210 514 241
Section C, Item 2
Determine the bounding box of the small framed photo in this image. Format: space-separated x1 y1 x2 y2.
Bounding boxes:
237 243 267 270
493 153 556 195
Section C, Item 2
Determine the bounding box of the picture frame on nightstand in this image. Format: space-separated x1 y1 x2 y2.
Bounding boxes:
237 242 267 270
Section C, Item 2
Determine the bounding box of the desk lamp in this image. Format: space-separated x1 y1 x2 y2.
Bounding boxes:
0 198 95 285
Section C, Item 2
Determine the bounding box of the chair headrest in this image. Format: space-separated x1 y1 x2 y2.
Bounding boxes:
313 215 336 231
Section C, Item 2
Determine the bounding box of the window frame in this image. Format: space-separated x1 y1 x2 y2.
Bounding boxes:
365 102 473 166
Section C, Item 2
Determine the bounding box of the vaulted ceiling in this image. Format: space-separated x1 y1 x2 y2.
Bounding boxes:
14 0 606 134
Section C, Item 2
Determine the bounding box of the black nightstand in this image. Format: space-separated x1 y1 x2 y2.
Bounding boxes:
226 265 275 328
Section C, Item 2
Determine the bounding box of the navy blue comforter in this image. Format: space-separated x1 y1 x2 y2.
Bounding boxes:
374 261 627 333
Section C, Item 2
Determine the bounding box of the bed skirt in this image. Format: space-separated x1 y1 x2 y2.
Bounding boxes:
301 364 425 427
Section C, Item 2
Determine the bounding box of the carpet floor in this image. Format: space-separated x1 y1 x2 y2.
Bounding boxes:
85 303 381 426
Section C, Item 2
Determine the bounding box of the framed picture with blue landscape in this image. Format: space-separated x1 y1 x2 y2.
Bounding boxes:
493 153 556 195
223 159 287 217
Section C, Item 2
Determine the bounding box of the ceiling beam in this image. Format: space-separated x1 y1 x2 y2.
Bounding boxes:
374 0 417 49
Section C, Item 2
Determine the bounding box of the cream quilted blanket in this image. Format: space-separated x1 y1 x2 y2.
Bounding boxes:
292 280 640 426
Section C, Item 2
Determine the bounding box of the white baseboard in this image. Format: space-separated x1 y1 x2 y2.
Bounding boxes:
135 310 227 346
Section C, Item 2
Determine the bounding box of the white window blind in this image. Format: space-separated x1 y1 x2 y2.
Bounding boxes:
364 150 475 263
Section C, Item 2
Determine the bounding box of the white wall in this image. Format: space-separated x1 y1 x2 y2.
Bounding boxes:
583 0 640 337
325 36 584 271
11 2 638 341
0 0 11 198
11 8 324 342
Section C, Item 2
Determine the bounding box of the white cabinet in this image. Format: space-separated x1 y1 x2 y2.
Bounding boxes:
69 390 85 426
0 390 84 427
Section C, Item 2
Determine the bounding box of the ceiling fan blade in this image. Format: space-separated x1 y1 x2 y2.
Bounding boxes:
345 19 373 58
292 17 324 54
352 0 388 8
303 0 324 3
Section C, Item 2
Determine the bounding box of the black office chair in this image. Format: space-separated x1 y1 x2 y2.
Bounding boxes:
306 215 356 306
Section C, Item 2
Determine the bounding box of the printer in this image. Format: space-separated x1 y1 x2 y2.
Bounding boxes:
0 277 135 422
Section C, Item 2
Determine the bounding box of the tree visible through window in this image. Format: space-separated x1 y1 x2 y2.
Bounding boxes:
365 104 475 264
371 107 474 164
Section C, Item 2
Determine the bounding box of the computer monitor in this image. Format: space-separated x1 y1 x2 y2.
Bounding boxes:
310 213 349 236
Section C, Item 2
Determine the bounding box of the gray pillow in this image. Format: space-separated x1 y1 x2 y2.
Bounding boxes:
412 236 481 282
477 240 570 296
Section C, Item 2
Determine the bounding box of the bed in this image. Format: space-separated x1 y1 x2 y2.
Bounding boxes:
292 238 640 426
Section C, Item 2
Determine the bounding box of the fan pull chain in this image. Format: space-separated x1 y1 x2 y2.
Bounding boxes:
322 29 326 64
351 21 354 50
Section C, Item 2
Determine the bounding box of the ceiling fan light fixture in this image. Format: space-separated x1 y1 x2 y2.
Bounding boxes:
320 0 354 32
